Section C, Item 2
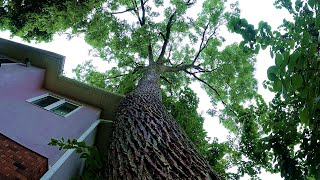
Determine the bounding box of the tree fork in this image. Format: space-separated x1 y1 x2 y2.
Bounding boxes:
106 68 219 179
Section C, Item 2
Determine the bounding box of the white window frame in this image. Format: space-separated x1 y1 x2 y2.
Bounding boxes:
27 93 82 117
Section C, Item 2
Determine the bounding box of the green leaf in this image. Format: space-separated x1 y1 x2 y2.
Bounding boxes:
310 43 317 55
283 51 290 64
316 17 320 29
299 88 309 98
268 73 278 81
270 50 274 59
300 108 309 125
254 44 260 54
275 54 283 66
301 33 311 47
273 78 282 92
291 74 303 90
267 66 278 81
288 52 300 71
308 0 315 7
240 18 248 26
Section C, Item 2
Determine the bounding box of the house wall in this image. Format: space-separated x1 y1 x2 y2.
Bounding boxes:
0 64 101 166
0 38 123 120
41 120 102 180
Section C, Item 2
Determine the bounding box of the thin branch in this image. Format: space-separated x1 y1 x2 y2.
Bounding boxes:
148 45 154 65
168 45 173 60
159 45 173 65
159 31 166 40
192 22 210 64
105 74 126 80
160 76 172 85
192 69 214 74
140 0 146 25
130 0 153 65
131 0 142 25
106 8 136 14
157 11 177 62
185 71 238 117
161 64 194 72
157 0 195 63
106 65 145 79
186 0 196 6
160 62 207 72
192 21 222 65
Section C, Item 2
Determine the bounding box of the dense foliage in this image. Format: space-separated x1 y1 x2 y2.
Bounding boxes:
227 0 320 179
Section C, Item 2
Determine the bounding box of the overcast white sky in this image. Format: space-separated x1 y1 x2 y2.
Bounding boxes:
0 0 293 179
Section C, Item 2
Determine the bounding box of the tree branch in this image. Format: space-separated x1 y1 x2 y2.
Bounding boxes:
140 0 146 25
131 0 143 25
157 11 177 63
105 74 126 80
192 23 221 64
159 31 166 40
193 69 215 74
131 0 153 65
156 0 195 64
185 71 238 117
192 22 210 64
161 62 208 73
148 44 154 65
160 76 172 85
106 66 144 80
106 8 136 14
161 64 193 72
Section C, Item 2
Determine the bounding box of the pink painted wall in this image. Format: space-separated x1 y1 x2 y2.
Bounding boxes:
0 64 101 166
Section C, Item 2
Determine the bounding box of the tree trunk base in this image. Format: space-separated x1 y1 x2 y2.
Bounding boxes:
106 93 219 180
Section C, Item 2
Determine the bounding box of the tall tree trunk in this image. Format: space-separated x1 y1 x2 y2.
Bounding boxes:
106 67 219 179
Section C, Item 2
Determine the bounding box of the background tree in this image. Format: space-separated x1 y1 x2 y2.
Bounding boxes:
227 0 320 179
1 0 258 179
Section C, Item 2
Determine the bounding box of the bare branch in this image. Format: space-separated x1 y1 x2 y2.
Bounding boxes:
157 11 177 62
185 71 238 117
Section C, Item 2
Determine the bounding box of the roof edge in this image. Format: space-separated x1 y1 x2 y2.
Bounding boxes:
0 37 123 120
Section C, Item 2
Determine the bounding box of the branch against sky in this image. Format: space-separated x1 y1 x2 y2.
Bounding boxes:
0 0 256 106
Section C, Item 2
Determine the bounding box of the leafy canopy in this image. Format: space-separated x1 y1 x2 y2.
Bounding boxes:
228 0 320 179
1 0 259 179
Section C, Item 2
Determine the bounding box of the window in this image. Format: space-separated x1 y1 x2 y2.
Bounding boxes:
32 96 60 107
51 102 78 116
27 93 81 117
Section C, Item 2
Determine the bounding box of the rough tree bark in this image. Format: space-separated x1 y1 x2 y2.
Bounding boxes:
106 67 220 179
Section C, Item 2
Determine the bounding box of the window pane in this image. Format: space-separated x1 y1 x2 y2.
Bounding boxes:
32 96 60 107
51 102 78 116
